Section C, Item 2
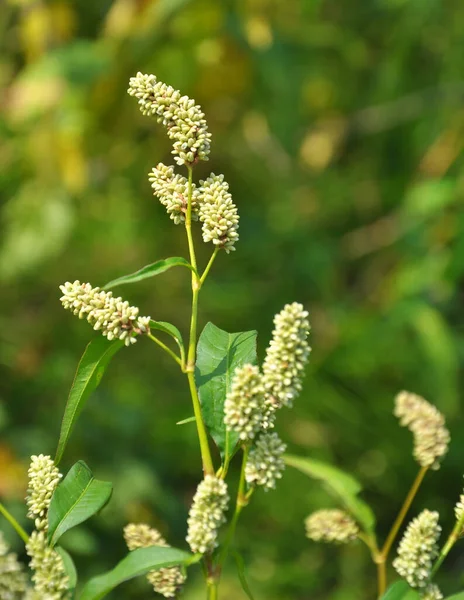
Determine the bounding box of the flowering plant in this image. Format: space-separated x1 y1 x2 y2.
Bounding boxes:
0 73 462 600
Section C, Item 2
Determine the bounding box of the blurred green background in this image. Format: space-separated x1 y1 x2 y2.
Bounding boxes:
1 0 464 598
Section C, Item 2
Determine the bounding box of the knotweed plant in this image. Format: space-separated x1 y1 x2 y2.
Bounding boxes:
0 72 463 600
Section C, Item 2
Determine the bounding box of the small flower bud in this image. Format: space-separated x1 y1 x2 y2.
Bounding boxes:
421 584 443 600
149 163 200 224
26 531 69 599
0 531 28 599
123 524 186 598
305 509 359 544
224 364 266 441
245 432 286 491
128 72 211 166
455 494 464 523
393 510 441 589
26 455 62 528
262 303 311 421
394 391 450 470
198 174 239 253
186 476 229 554
60 281 150 346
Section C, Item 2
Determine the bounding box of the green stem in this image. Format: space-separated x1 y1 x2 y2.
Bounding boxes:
0 502 29 544
380 466 428 561
147 333 183 368
431 509 464 577
184 165 214 476
200 248 219 285
207 580 218 600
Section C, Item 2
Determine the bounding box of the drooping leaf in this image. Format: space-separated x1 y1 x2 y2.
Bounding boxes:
196 322 258 458
48 461 112 547
79 546 195 600
284 454 376 533
104 257 195 289
56 546 78 595
381 581 420 599
150 320 185 361
233 551 256 600
55 337 123 465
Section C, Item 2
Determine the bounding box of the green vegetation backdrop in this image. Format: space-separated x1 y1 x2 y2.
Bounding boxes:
1 1 463 598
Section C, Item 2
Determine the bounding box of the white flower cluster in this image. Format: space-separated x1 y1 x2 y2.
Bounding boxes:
25 456 69 599
224 364 265 441
455 493 464 522
186 476 229 554
198 174 239 253
128 72 211 166
305 509 359 544
26 454 62 530
262 302 311 416
394 391 450 470
60 281 150 346
123 524 186 598
393 510 441 589
421 584 443 600
245 433 286 491
0 531 28 599
149 163 200 224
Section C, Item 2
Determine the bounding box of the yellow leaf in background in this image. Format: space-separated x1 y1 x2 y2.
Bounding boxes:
299 119 346 172
245 15 273 50
0 444 26 499
19 3 51 61
103 0 138 39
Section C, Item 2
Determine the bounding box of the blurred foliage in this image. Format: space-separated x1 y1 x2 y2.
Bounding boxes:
1 0 464 598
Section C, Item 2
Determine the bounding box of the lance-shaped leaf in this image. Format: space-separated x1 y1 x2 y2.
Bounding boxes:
150 320 185 362
196 322 257 458
79 546 196 600
55 338 123 465
104 257 195 290
233 551 256 600
284 454 376 534
56 546 78 595
381 581 420 599
48 461 112 547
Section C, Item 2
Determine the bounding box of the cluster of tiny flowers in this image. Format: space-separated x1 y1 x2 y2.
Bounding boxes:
26 532 69 600
305 509 359 544
393 510 441 589
198 174 239 253
0 532 28 599
262 303 311 419
454 494 464 523
394 391 450 469
421 584 443 600
60 281 150 346
149 163 200 224
128 72 211 166
245 432 286 491
186 476 229 554
123 524 186 598
224 364 266 441
26 454 62 530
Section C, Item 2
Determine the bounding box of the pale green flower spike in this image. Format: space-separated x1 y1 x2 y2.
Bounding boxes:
186 476 229 554
393 509 441 589
128 72 211 166
224 364 266 441
149 163 200 224
245 432 286 491
0 531 29 599
305 509 359 544
26 454 62 531
454 493 464 522
421 584 443 600
60 281 151 346
394 391 450 470
262 303 311 422
26 531 69 600
124 524 186 598
198 173 239 253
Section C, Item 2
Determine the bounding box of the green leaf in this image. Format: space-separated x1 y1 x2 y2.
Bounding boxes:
79 546 195 600
56 546 77 595
104 257 195 289
381 581 420 599
196 322 258 458
233 551 256 600
446 594 464 600
284 454 376 533
55 337 123 465
48 461 112 547
150 320 185 359
176 416 196 425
